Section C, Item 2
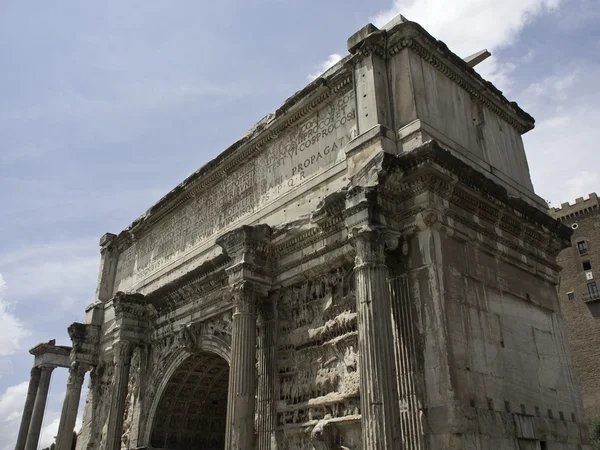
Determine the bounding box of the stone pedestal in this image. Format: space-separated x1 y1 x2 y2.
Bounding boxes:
15 368 42 450
105 342 133 450
225 284 261 450
55 363 88 450
353 228 401 450
24 365 54 450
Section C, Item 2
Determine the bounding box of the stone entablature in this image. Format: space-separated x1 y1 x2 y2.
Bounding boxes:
29 341 72 368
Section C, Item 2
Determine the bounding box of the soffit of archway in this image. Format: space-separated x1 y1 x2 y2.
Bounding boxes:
150 351 229 449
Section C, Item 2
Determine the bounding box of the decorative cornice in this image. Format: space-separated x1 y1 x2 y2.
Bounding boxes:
144 254 230 314
29 341 71 357
275 238 350 276
379 141 571 256
392 33 532 134
446 209 560 271
348 20 534 134
113 291 151 318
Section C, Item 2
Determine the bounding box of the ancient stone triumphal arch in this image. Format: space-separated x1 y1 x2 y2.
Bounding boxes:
15 15 591 450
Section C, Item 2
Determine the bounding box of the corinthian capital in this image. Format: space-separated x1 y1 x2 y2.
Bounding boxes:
350 225 400 267
67 362 89 386
112 341 134 366
230 281 269 315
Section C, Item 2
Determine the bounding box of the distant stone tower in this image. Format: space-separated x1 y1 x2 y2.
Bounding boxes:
551 193 600 421
14 14 590 450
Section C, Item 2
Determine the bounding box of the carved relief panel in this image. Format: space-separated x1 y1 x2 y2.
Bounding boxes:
276 265 360 443
85 362 115 450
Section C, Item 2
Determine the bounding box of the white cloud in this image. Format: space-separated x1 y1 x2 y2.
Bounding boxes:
308 53 343 81
0 381 81 450
39 415 60 449
522 63 600 205
372 0 560 55
476 57 517 94
0 381 28 450
0 274 29 360
524 70 579 102
38 411 82 450
0 239 99 310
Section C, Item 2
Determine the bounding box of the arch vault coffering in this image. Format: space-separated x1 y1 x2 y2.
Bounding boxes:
149 351 229 449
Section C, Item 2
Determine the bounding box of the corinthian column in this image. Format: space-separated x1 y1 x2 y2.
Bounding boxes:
352 227 401 450
105 341 133 450
217 224 271 450
225 283 263 450
256 302 276 450
25 365 54 450
55 363 88 450
15 368 41 450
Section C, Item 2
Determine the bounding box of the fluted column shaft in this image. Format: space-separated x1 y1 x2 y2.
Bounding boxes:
256 312 276 450
105 342 133 450
55 363 87 450
25 366 54 450
226 285 259 450
353 230 401 450
15 368 42 450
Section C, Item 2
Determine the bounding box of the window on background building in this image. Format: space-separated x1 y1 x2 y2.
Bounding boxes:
567 292 575 301
588 282 599 300
577 240 589 256
583 260 592 271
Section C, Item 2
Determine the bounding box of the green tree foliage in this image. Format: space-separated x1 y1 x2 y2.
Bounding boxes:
589 417 600 450
41 431 77 450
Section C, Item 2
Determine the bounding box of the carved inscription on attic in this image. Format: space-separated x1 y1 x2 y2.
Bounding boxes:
113 90 356 291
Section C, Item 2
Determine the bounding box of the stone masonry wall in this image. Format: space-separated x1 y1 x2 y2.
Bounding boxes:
441 232 585 448
555 210 600 420
407 194 589 449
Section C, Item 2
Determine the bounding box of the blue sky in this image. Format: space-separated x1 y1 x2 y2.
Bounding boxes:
0 1 598 447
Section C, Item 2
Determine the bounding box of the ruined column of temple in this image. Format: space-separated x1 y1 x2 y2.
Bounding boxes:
55 363 88 450
24 365 54 450
256 303 276 450
352 228 402 450
226 283 260 450
105 342 133 450
15 368 42 450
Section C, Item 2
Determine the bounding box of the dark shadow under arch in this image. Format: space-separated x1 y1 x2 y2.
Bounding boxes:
149 351 229 449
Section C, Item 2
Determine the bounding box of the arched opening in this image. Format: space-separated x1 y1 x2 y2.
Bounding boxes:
149 351 229 449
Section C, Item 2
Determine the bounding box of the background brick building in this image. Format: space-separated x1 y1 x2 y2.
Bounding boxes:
551 193 600 420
